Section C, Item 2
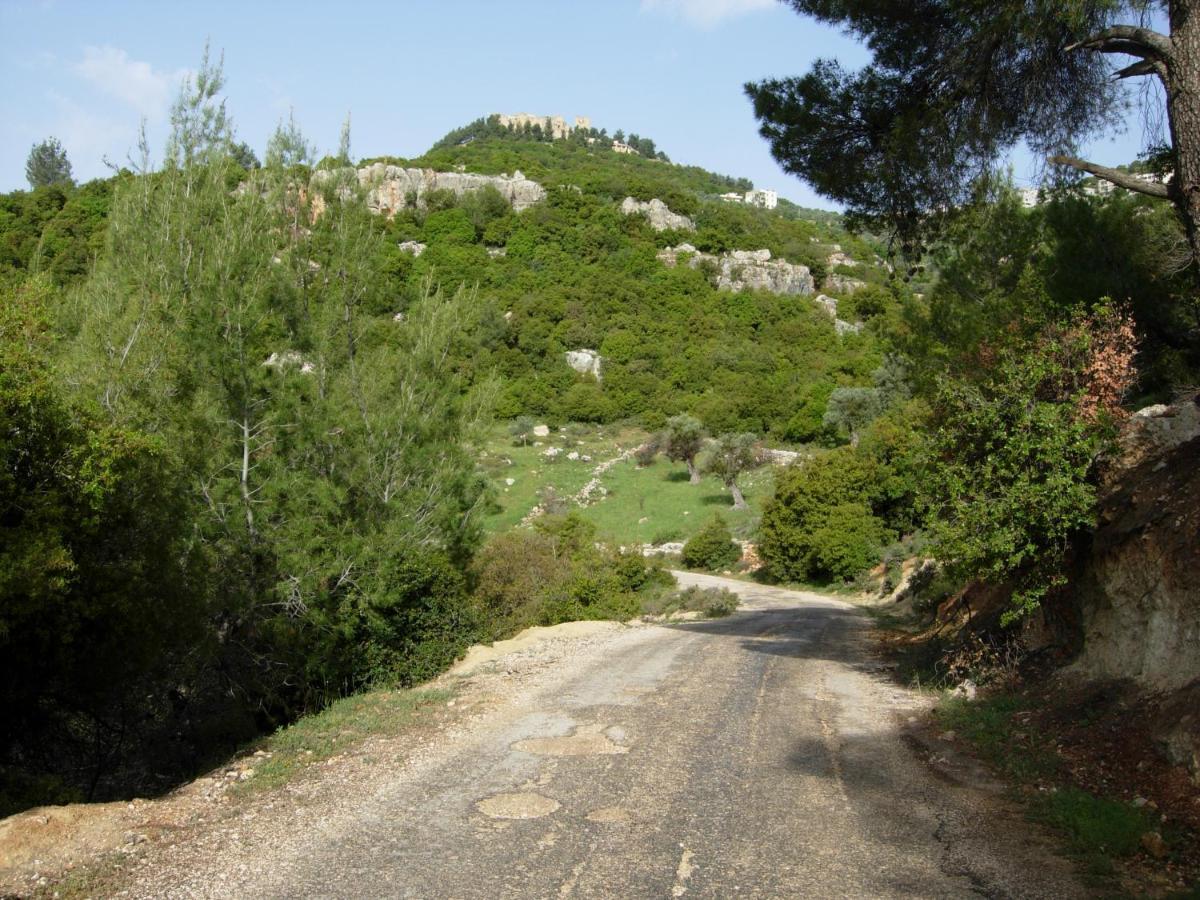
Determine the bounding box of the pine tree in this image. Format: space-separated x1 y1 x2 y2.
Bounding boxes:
25 137 73 188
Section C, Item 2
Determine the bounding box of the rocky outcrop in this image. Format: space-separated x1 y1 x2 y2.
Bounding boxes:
657 244 814 296
824 273 868 295
565 349 603 380
314 164 546 216
835 319 863 336
811 292 862 335
397 241 426 257
620 197 694 232
1105 399 1200 478
1070 394 1200 692
827 250 859 268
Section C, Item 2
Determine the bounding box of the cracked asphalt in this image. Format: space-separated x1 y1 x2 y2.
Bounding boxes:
120 573 1085 899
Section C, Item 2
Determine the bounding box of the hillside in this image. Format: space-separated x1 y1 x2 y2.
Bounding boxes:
0 123 899 439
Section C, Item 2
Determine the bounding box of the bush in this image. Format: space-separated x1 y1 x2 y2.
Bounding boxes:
680 515 742 571
805 502 888 581
758 448 883 582
645 585 740 618
634 435 661 467
470 514 662 636
924 319 1110 620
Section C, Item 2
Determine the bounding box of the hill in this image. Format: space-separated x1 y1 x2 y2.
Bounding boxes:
0 121 903 440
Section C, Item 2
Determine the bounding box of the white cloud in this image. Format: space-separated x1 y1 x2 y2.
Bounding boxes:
74 46 185 120
640 0 776 28
44 90 133 174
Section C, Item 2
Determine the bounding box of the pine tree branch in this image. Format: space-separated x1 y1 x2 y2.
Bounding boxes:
1047 155 1171 198
1065 25 1173 61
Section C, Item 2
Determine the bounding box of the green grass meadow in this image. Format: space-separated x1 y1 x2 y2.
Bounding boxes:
479 424 774 545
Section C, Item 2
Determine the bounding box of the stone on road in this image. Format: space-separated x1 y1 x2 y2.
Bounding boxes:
121 573 1083 899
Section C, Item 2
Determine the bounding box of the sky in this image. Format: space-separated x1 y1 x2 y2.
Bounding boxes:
0 0 1163 209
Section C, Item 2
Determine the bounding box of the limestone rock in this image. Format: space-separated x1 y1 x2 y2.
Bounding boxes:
657 244 814 296
835 319 863 336
314 164 546 216
813 293 839 318
1070 396 1200 692
532 424 550 438
761 448 803 465
827 250 859 268
397 241 426 257
620 197 694 232
642 542 686 557
824 273 868 295
565 349 603 380
1108 397 1200 476
262 351 314 374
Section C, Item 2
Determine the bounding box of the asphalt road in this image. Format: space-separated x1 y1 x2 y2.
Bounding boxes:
127 573 1084 899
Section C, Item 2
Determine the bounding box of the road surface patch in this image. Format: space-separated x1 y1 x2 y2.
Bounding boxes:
475 793 560 820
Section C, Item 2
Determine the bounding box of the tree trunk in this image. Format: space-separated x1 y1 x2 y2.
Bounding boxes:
686 458 701 485
730 481 747 510
1168 0 1200 270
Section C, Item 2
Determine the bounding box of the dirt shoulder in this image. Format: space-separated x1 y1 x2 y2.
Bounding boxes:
0 620 641 898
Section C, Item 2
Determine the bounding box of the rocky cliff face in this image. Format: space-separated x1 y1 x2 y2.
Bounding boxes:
656 244 814 296
1069 394 1200 692
619 197 694 232
313 164 546 215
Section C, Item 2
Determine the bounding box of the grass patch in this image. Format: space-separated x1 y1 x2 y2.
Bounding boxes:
935 694 1059 782
236 686 455 793
479 423 771 545
1031 787 1153 860
935 691 1183 890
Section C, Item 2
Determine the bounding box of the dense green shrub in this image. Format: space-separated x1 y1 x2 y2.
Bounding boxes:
804 502 889 581
758 449 890 582
680 515 742 571
470 513 661 636
923 318 1111 620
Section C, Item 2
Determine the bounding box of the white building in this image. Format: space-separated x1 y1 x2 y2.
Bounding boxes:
744 189 778 209
720 191 744 203
612 140 639 155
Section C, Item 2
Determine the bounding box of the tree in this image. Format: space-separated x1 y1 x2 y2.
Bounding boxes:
509 415 536 446
265 109 316 169
25 138 73 188
823 386 883 447
704 432 760 510
746 1 1200 268
337 112 352 165
230 141 260 170
663 414 706 483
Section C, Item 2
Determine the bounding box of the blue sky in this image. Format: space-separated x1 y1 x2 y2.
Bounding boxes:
0 0 1161 208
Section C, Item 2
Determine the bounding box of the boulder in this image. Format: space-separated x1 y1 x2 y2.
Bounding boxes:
657 245 814 296
532 424 550 437
620 197 694 232
397 240 426 256
565 349 603 380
